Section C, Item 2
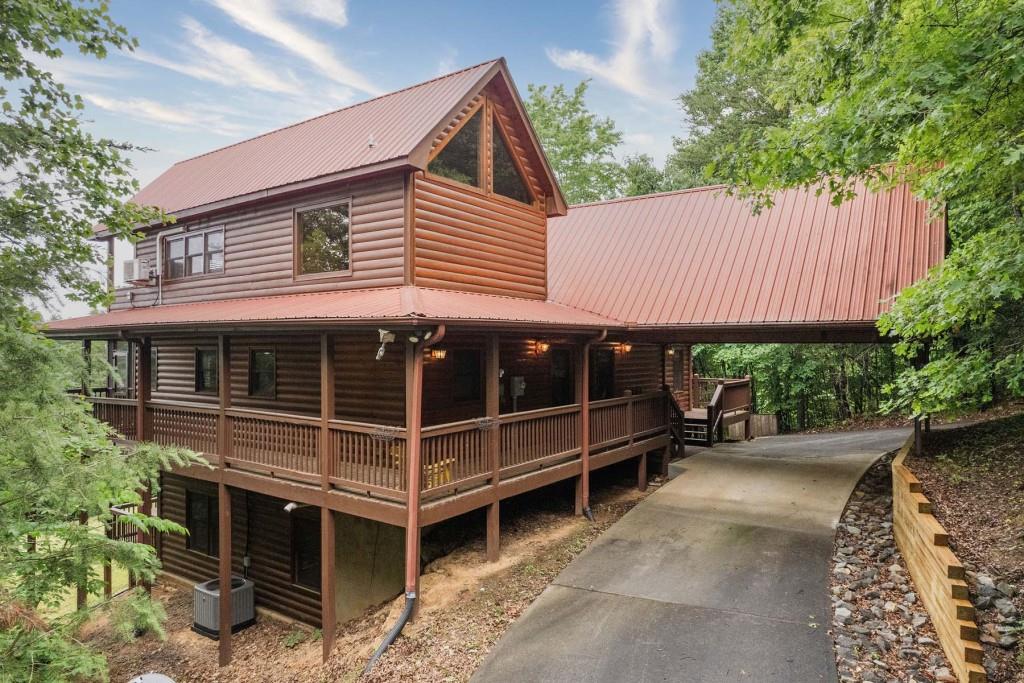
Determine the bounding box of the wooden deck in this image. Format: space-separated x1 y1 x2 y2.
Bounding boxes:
89 392 670 527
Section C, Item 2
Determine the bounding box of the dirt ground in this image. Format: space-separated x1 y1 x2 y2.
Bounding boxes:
85 467 654 682
908 410 1024 682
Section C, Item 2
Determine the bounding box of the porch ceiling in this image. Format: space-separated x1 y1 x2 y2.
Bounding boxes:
44 285 622 336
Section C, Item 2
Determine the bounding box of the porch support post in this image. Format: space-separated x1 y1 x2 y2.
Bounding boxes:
319 333 336 662
76 510 88 609
135 337 151 441
217 336 232 461
404 341 424 608
579 343 592 517
485 334 500 562
217 482 232 667
82 339 92 395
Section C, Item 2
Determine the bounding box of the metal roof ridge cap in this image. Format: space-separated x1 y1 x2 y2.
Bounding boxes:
564 184 731 211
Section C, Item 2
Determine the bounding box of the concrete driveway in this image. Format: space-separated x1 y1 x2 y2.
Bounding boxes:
473 428 909 683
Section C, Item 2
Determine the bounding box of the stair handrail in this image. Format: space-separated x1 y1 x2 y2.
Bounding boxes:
708 381 725 442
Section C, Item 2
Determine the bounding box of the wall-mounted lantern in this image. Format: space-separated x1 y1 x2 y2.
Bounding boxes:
532 340 551 355
429 348 447 360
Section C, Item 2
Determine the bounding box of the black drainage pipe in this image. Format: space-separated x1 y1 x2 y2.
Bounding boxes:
364 592 416 674
583 506 595 523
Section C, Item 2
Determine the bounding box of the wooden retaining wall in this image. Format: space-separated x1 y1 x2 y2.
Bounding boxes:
892 437 986 683
726 414 778 440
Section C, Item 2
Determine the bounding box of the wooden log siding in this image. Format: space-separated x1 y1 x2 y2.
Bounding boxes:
230 335 320 416
413 173 547 299
891 440 986 683
613 343 664 396
151 338 218 407
115 176 406 309
159 474 322 626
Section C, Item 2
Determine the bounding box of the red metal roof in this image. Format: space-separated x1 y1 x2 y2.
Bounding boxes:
132 61 498 215
46 286 620 334
547 182 945 327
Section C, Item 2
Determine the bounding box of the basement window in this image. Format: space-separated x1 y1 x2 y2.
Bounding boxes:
185 489 218 557
291 514 321 591
428 108 481 188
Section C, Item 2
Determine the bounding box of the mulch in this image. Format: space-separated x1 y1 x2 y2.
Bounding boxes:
908 411 1024 682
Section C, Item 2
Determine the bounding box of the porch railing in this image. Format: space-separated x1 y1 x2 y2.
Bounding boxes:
89 397 138 440
88 390 670 502
227 408 321 484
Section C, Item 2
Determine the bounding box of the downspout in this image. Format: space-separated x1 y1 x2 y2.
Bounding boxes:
364 323 444 674
580 329 607 523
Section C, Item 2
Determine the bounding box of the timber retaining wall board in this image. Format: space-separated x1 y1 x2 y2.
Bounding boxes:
892 437 986 683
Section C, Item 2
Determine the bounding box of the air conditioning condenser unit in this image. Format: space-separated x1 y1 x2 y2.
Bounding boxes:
192 576 255 639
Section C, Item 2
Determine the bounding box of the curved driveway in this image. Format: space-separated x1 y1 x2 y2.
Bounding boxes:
473 429 908 683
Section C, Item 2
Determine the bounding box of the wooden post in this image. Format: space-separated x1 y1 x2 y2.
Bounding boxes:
485 334 500 562
217 482 232 667
82 339 92 395
320 506 336 662
914 416 922 457
76 510 89 609
217 336 232 461
637 452 647 492
579 343 592 514
136 338 152 441
319 333 336 662
404 342 424 608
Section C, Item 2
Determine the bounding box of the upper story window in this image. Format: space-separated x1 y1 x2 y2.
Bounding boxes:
166 227 224 279
428 108 481 188
296 201 351 276
492 120 532 204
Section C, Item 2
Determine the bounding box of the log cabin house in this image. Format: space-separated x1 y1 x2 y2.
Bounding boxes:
47 58 946 665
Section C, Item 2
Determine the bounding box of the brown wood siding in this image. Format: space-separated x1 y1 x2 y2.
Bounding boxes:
115 174 405 309
159 474 321 625
151 333 406 422
612 343 663 396
413 173 547 299
334 331 405 425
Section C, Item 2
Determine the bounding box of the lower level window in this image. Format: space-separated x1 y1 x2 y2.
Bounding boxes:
185 490 218 557
291 515 321 591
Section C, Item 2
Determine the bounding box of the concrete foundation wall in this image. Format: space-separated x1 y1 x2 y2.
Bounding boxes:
334 512 405 623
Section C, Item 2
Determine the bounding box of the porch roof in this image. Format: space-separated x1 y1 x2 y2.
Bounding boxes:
548 180 945 328
44 285 621 336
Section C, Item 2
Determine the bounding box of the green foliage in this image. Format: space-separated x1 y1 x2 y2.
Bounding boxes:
694 343 903 431
621 154 673 197
665 5 789 188
691 0 1024 415
1 0 168 315
109 588 167 643
524 81 625 204
1 2 203 680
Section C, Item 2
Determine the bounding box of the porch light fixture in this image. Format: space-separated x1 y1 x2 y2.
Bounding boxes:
618 342 633 354
429 348 447 360
667 347 676 356
533 340 551 355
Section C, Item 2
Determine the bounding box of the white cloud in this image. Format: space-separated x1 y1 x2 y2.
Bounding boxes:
83 93 256 137
436 45 458 77
30 52 136 89
547 0 677 99
209 0 379 96
132 17 303 96
294 0 349 27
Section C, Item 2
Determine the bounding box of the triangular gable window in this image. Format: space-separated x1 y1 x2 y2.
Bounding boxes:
428 109 481 187
492 120 532 204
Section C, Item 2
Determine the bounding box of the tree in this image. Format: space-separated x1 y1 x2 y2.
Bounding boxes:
524 81 624 204
665 5 789 189
1 2 199 680
695 0 1024 416
621 154 671 197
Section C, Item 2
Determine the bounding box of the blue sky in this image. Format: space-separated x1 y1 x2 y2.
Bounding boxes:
52 0 716 188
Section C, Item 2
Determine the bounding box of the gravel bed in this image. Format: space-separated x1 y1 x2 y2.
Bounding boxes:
831 456 954 683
